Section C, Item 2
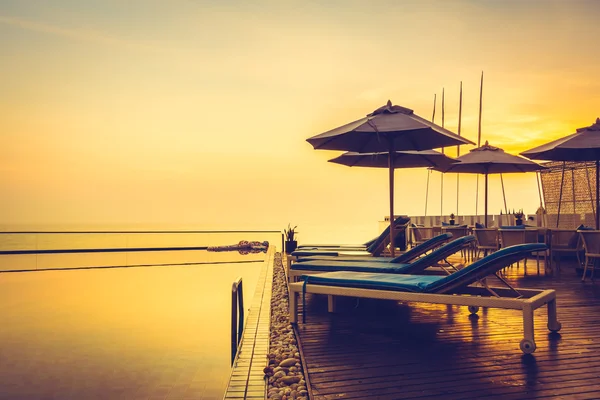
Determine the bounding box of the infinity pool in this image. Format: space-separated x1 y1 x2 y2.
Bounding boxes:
0 259 263 399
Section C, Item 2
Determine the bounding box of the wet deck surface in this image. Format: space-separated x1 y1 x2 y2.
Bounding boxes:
294 258 600 399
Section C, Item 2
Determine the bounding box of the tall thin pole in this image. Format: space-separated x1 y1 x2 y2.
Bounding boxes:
476 72 484 221
425 170 431 216
572 168 576 218
596 160 599 229
456 81 462 216
425 94 436 218
485 173 489 228
585 162 595 225
478 72 484 147
500 174 508 214
388 143 395 257
557 162 566 228
537 172 545 226
537 172 544 208
441 87 445 218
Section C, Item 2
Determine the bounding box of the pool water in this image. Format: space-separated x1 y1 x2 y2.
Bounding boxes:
0 260 263 399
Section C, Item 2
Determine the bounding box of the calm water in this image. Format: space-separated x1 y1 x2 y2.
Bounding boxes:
0 232 272 400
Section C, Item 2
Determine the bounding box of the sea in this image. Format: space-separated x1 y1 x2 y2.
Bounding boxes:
0 228 280 400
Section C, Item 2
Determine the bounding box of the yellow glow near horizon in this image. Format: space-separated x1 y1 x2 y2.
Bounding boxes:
1 1 599 243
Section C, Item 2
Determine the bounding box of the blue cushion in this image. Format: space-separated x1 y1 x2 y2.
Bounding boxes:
303 271 440 292
292 250 340 257
475 223 485 229
367 216 410 253
293 260 410 273
301 243 546 293
395 236 475 274
500 225 526 229
391 233 452 264
424 243 547 292
441 221 450 226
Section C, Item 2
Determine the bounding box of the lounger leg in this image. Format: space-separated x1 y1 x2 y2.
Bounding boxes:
328 295 337 313
582 256 589 282
286 257 293 281
289 289 298 324
547 298 561 332
520 304 537 354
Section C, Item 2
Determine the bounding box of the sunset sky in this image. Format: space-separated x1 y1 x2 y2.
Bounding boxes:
2 0 599 242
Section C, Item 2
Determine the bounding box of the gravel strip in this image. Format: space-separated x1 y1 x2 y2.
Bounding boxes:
264 253 308 400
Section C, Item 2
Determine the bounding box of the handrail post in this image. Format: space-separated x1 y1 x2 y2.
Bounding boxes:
231 277 244 365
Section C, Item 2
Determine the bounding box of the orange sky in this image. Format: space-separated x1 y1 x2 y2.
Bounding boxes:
1 1 599 243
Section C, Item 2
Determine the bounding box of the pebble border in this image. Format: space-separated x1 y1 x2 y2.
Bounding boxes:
264 253 309 400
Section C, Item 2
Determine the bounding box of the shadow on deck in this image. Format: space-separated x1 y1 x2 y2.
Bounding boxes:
294 258 600 399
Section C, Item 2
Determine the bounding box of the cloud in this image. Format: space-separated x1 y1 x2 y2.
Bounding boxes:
0 14 166 52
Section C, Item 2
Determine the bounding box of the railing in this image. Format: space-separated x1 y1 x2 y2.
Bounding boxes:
0 230 283 272
231 276 244 365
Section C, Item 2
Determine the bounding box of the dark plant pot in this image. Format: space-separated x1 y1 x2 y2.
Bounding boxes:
449 220 455 225
516 218 523 226
285 241 298 254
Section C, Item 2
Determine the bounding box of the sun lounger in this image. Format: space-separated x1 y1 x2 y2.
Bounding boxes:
295 233 453 262
288 235 475 283
297 216 410 251
288 219 410 269
289 243 561 354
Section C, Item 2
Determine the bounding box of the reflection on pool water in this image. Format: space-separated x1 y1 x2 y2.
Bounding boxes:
0 259 263 399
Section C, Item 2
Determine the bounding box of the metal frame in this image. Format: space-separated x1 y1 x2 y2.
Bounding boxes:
289 281 560 354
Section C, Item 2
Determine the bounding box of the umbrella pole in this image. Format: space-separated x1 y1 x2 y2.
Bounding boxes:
500 174 508 215
485 173 489 228
389 149 395 257
596 160 600 230
572 168 576 223
557 162 566 228
425 170 430 216
585 162 595 225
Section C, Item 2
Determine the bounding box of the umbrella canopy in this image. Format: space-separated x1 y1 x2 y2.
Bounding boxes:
308 100 474 152
307 100 474 256
521 118 600 228
435 141 545 227
329 150 459 170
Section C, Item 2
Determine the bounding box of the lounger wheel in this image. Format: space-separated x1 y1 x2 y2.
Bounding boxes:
548 322 562 332
519 339 536 354
468 306 479 314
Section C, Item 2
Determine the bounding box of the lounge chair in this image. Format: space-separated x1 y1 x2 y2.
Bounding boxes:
288 235 475 283
295 233 453 263
288 219 410 269
297 216 410 251
288 243 561 354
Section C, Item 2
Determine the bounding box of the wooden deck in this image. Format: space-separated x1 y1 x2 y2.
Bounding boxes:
294 258 600 399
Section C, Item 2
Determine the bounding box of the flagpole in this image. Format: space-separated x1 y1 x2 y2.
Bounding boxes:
425 94 436 218
441 87 445 219
456 81 462 216
476 71 484 223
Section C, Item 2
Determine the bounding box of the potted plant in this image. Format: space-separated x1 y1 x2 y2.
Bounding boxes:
513 209 525 226
449 213 456 225
284 224 298 254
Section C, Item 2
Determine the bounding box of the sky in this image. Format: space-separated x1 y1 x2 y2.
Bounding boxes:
1 0 599 243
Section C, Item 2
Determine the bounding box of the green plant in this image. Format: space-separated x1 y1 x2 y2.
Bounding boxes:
284 224 298 242
513 209 524 219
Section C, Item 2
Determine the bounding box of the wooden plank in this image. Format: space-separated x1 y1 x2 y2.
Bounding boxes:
295 256 600 399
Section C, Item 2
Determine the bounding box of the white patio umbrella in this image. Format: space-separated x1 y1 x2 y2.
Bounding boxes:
435 141 545 228
307 100 474 256
521 118 600 229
